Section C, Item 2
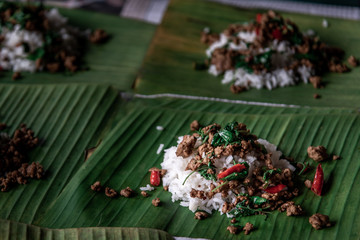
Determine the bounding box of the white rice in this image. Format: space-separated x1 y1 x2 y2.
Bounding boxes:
156 126 164 131
237 31 257 43
206 33 316 90
206 33 228 58
0 25 43 72
322 19 329 28
156 144 165 155
161 136 294 214
139 184 155 191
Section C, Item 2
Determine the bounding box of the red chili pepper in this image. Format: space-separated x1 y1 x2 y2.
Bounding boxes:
271 29 283 40
217 164 247 179
311 164 324 196
150 170 160 186
256 13 262 23
264 184 287 194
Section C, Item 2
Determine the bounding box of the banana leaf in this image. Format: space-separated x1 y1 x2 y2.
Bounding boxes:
135 0 360 109
0 219 172 240
0 2 359 239
33 98 359 240
0 8 156 90
0 86 359 239
130 95 356 115
0 84 121 224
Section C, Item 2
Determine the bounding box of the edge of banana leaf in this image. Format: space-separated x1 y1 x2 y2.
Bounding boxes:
0 219 174 240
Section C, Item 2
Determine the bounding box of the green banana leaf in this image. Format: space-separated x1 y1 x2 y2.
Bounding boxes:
0 219 172 240
130 95 356 115
135 0 360 109
0 2 359 239
0 84 359 239
0 8 156 90
32 98 359 240
0 84 121 224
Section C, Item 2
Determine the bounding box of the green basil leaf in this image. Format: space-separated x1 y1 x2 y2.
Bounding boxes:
263 168 281 181
27 47 45 61
251 196 268 205
198 162 216 181
223 170 248 181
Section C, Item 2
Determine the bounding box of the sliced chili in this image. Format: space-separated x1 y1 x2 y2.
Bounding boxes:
311 164 324 196
217 163 247 180
272 29 283 41
256 13 262 23
264 184 287 194
150 170 160 186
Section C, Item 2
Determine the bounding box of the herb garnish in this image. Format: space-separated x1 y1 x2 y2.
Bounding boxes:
210 121 254 147
198 162 217 181
229 196 270 219
196 127 210 144
235 50 273 73
262 168 281 188
182 162 217 185
212 162 249 192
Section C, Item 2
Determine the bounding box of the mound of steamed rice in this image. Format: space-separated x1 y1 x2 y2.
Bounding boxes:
206 33 313 90
161 136 294 214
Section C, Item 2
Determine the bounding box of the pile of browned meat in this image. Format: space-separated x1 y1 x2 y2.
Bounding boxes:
0 123 44 191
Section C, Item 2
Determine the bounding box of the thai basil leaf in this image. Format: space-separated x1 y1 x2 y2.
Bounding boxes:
294 53 318 62
222 170 248 181
195 128 208 144
251 196 267 205
210 121 257 147
263 169 281 182
253 50 273 69
211 132 223 146
224 121 238 131
10 11 31 28
229 200 264 218
198 162 216 181
27 47 45 60
219 129 235 142
290 32 303 45
235 58 253 73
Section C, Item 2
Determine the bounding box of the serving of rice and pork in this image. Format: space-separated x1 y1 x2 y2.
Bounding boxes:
0 2 108 78
160 121 308 234
200 10 358 93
